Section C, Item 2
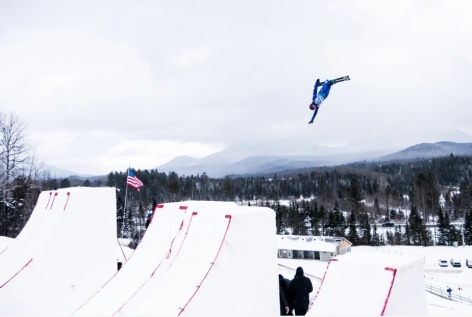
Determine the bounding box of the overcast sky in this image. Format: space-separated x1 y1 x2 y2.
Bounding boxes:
1 0 471 175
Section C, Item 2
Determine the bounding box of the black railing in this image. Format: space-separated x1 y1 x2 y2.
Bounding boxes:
425 283 472 305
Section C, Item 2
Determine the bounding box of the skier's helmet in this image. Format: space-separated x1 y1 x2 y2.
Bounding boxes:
309 102 317 110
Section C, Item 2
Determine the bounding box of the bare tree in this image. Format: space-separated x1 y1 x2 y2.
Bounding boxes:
0 112 30 184
0 112 39 236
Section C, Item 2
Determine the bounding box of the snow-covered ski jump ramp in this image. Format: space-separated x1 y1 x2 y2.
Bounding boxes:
307 251 427 316
0 187 117 315
74 201 279 316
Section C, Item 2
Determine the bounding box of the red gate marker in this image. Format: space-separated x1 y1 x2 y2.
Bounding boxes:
63 192 71 210
50 192 58 209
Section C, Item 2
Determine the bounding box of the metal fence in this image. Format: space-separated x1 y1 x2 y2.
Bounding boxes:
425 283 472 305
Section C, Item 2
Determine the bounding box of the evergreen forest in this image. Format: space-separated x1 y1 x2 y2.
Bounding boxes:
3 154 472 248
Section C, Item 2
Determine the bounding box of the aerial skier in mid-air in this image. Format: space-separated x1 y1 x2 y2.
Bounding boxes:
308 76 350 124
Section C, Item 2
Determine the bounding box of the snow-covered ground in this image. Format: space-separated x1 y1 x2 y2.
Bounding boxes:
279 245 472 316
4 228 472 315
6 235 469 315
119 238 472 316
1 187 472 316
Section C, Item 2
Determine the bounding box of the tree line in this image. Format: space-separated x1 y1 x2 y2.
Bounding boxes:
105 154 472 246
1 112 472 246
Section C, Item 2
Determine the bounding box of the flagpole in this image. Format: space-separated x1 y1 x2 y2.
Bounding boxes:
117 167 131 263
121 167 130 239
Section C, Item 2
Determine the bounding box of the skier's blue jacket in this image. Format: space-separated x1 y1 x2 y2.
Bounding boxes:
309 80 333 124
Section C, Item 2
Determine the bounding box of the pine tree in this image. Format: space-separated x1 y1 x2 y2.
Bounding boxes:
358 212 371 245
324 210 337 237
464 209 472 245
2 176 40 238
318 205 327 236
307 201 322 236
348 175 364 215
324 210 346 237
333 210 346 237
374 197 380 217
371 223 381 246
458 181 472 218
384 185 392 220
394 225 402 245
274 202 285 234
347 211 359 245
436 208 448 245
116 192 125 238
409 205 432 246
446 221 460 246
59 178 71 188
412 172 440 223
403 223 411 245
409 206 422 245
386 230 394 245
286 201 307 235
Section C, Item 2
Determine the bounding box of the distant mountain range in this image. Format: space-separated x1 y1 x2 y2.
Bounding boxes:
42 164 103 181
44 141 472 179
373 141 472 162
155 141 472 178
42 164 95 179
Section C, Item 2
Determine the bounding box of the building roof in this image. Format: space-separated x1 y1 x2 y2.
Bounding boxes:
277 235 345 253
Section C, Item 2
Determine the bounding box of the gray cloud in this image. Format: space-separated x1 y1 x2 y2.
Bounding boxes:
1 0 471 175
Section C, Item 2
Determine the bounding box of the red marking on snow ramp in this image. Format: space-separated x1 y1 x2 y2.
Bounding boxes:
381 267 397 316
73 202 278 317
0 190 65 288
0 191 56 269
308 258 338 312
49 192 58 209
0 258 33 288
306 252 426 316
0 187 117 316
45 191 52 209
166 211 197 264
111 211 234 316
72 202 191 316
63 192 71 210
178 214 232 316
111 209 197 315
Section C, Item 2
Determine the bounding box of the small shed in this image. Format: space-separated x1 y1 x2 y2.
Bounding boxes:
277 235 352 262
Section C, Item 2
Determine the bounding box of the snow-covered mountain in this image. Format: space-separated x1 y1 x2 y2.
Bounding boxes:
156 141 472 178
374 141 472 162
155 140 384 177
41 164 97 179
43 141 472 179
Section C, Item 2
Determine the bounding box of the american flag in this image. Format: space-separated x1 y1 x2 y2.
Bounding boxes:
127 169 144 191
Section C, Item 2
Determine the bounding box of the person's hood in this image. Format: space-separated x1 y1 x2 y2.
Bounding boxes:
296 267 304 276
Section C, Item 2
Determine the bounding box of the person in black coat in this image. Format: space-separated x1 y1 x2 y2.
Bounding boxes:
279 286 289 315
288 267 313 316
279 274 292 315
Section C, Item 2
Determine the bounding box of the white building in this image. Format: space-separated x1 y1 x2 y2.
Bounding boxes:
277 235 352 262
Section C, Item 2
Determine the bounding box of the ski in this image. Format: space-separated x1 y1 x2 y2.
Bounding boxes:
319 76 350 85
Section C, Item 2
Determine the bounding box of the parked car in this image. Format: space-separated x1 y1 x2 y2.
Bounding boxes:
450 258 461 267
438 259 448 267
466 259 472 268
